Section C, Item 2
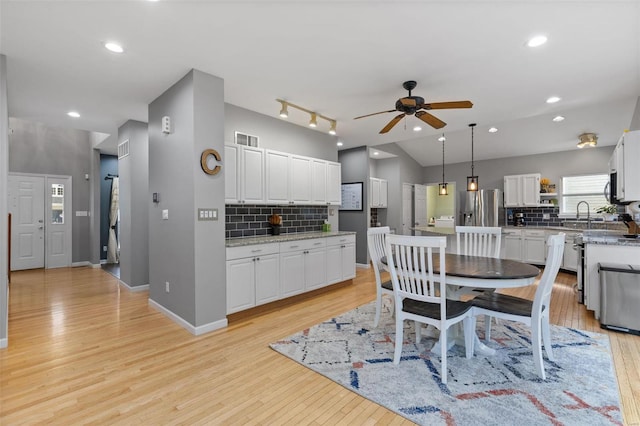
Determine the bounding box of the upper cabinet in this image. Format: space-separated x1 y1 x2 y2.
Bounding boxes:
227 144 341 206
370 177 388 208
504 173 541 207
614 130 640 202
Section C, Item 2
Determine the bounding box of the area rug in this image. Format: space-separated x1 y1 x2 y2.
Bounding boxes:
270 302 622 425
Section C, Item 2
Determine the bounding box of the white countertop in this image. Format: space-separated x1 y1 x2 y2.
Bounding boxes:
226 231 356 247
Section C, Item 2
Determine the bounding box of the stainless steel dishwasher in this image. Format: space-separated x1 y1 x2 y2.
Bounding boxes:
599 263 640 335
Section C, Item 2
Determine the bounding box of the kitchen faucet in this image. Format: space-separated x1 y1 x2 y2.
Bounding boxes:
576 201 591 229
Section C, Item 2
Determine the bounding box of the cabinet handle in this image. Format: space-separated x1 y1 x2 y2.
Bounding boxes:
314 242 322 246
290 245 299 249
251 249 262 253
256 257 260 261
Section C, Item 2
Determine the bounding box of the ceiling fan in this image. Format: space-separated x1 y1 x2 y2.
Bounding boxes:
354 81 473 134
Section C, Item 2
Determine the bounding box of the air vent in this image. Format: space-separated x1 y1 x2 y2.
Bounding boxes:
118 139 130 159
235 131 259 147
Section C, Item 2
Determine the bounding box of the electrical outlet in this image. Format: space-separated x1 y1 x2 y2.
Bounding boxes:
165 281 170 293
543 213 550 220
103 245 107 252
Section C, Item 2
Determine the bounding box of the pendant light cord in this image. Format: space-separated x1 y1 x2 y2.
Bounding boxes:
442 135 446 184
471 124 475 176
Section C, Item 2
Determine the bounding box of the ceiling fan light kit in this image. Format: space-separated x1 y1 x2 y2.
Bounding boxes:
467 123 479 192
275 99 336 135
353 80 473 134
577 132 597 148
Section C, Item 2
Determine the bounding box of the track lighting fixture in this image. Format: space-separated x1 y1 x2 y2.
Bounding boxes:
275 99 337 135
467 123 479 192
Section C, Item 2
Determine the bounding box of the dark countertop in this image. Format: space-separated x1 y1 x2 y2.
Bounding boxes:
226 231 356 248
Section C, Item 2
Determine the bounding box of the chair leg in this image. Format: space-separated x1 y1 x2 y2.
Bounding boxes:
464 317 475 359
541 317 554 361
393 318 404 365
415 321 422 343
373 290 382 327
484 315 492 342
531 318 546 380
440 326 448 384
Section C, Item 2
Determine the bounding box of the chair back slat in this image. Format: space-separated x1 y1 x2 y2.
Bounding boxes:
456 226 502 258
533 233 565 316
386 234 446 306
367 226 390 282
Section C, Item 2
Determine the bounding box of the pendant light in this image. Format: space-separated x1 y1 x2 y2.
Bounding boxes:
438 134 448 196
467 123 479 191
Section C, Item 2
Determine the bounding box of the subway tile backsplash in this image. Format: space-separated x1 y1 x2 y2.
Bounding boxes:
225 205 328 239
507 205 626 228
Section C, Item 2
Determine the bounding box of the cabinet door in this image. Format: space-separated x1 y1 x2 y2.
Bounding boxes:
280 251 305 298
621 131 640 201
224 145 240 203
616 139 625 200
255 254 280 305
523 237 545 264
503 235 522 261
226 258 255 314
311 159 328 205
325 244 343 285
326 162 342 205
290 155 312 204
503 175 520 207
341 243 356 280
304 247 327 290
521 174 541 206
241 146 265 204
265 150 290 204
379 179 388 208
563 239 578 272
370 178 381 207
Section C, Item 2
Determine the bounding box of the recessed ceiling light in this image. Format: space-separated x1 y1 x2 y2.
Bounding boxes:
336 141 343 147
373 151 379 156
488 127 498 133
546 96 561 104
67 111 80 118
104 42 124 53
527 35 548 47
413 126 422 132
438 135 446 142
552 115 565 122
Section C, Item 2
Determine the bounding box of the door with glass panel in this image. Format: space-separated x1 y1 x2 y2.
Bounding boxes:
46 176 72 268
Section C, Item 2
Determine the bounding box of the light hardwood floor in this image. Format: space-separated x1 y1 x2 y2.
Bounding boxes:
1 265 638 425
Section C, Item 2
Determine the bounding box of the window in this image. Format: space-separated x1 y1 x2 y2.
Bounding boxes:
51 183 64 224
560 174 609 216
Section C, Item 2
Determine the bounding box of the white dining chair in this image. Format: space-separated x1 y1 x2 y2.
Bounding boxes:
367 226 394 327
455 225 502 342
386 234 474 385
471 233 565 380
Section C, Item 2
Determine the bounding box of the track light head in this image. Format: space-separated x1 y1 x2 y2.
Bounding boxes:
309 113 317 128
279 101 289 118
329 120 337 135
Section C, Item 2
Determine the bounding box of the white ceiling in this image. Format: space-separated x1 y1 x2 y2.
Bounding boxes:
1 1 639 167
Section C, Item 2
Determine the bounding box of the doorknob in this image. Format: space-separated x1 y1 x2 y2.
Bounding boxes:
38 219 43 223
38 226 44 230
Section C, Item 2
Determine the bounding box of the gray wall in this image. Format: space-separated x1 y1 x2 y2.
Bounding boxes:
148 69 226 328
338 146 369 264
118 120 149 288
1 54 9 346
630 96 640 131
99 155 118 260
225 104 337 161
8 117 93 263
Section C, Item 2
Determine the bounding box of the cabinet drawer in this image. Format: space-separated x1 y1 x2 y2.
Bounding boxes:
279 238 326 253
502 229 522 236
325 234 355 247
524 230 546 238
226 243 279 260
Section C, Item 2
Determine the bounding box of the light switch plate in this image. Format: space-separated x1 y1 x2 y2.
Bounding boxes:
198 208 218 221
162 209 169 220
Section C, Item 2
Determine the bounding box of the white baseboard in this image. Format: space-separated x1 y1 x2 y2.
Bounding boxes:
90 263 101 269
0 337 7 349
118 280 149 292
356 263 370 269
148 299 227 336
71 261 91 267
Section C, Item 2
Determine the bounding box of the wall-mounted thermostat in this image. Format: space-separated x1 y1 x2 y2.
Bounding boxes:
162 116 171 134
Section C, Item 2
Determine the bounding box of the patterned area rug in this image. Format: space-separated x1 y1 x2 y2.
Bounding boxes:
270 302 622 425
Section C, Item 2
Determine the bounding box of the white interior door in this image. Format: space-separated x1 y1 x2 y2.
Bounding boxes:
8 175 45 270
46 176 72 269
402 183 412 235
414 184 427 228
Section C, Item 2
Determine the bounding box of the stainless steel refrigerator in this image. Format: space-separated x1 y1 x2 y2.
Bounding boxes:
461 189 504 227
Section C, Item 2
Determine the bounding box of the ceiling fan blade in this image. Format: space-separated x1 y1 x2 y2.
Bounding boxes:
353 109 397 120
421 101 473 110
415 111 446 129
379 113 405 134
399 98 417 107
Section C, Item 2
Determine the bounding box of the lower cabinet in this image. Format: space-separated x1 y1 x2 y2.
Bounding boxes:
522 229 546 264
226 243 280 314
562 234 578 272
325 235 356 284
280 238 327 296
502 229 523 261
501 228 579 271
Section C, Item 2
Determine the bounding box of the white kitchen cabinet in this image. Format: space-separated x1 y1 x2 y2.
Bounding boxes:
311 159 328 205
562 233 578 272
326 161 342 205
370 177 388 208
224 144 240 204
290 155 312 204
503 173 541 207
502 228 523 261
522 229 546 264
225 144 266 204
280 238 327 296
615 130 640 202
265 149 290 204
325 235 356 284
226 243 280 314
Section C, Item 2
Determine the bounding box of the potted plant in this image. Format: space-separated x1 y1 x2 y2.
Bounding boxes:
596 204 618 221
